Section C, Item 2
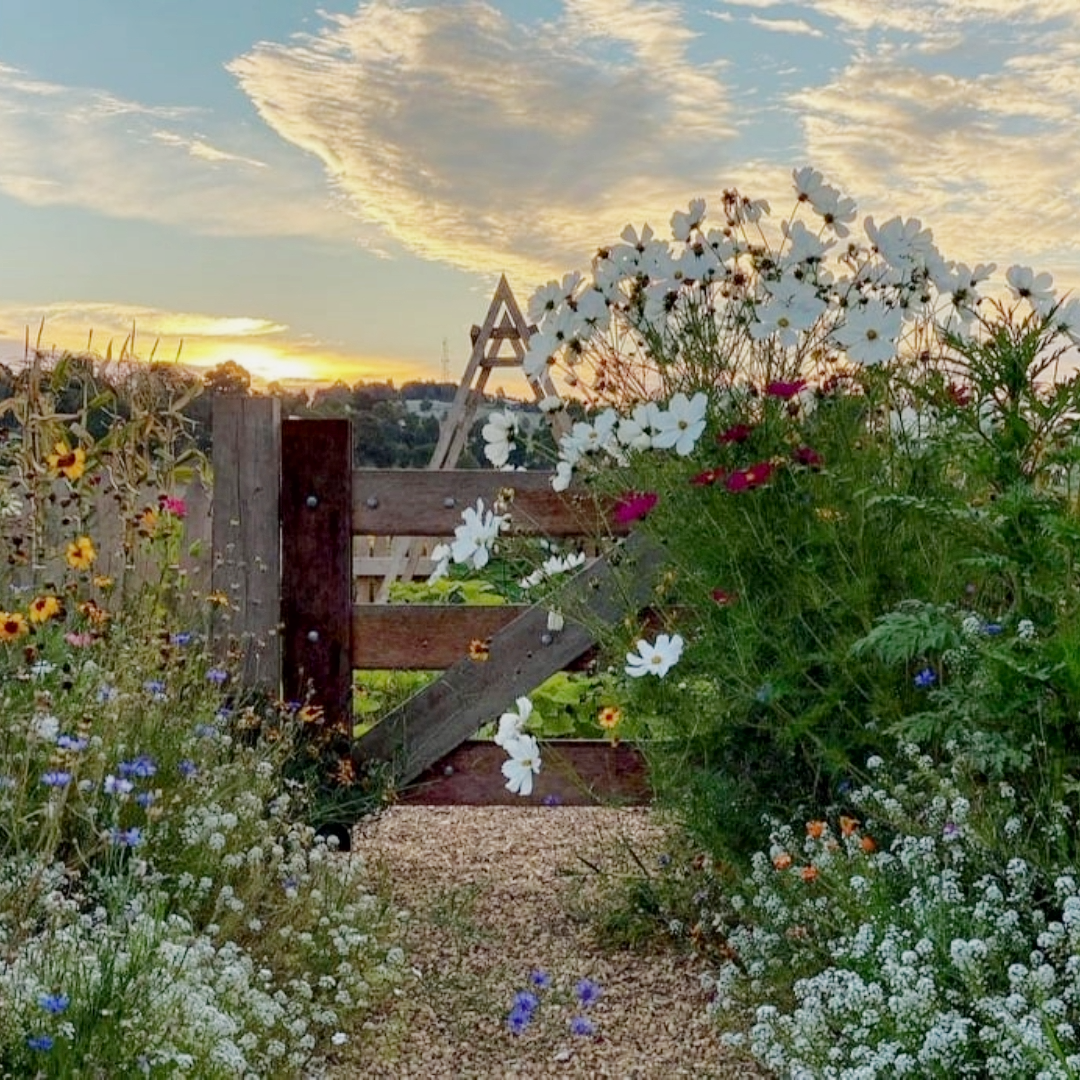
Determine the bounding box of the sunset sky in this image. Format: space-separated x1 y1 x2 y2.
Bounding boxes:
1 0 1079 389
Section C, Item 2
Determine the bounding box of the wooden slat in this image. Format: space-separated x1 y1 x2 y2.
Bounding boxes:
398 740 649 805
281 419 353 729
353 604 529 668
354 536 663 783
211 396 281 690
353 470 619 537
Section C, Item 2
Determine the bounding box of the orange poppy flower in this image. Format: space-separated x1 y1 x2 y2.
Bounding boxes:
840 815 860 837
806 820 827 840
861 835 877 854
773 852 793 870
800 865 819 883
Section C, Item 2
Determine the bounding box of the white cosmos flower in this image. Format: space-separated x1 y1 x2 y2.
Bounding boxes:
523 328 560 379
617 402 664 452
652 392 708 456
494 696 533 749
792 165 830 208
538 394 564 413
864 215 939 274
426 543 451 584
449 498 507 571
501 734 542 796
626 633 685 679
781 220 833 269
482 410 519 468
671 197 707 242
832 301 902 365
1053 296 1080 345
551 459 574 492
749 278 828 348
1006 265 1056 313
528 280 565 325
890 405 939 447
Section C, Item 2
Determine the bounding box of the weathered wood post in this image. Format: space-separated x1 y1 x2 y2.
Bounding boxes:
280 418 353 730
210 396 282 692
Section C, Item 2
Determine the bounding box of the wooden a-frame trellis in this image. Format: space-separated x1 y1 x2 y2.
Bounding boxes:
374 275 570 600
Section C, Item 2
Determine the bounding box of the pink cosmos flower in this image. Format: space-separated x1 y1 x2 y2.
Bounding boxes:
726 461 776 492
765 380 807 400
65 632 94 647
792 446 823 469
690 467 725 486
159 495 188 518
717 423 753 444
613 491 659 524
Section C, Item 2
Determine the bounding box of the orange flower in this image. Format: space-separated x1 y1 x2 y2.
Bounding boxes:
332 756 356 786
468 637 491 662
806 820 827 840
298 704 324 725
28 595 61 623
65 536 96 571
138 507 159 536
598 705 623 730
840 815 860 837
773 852 793 870
206 590 230 607
77 599 110 626
800 865 819 883
46 441 86 481
0 611 28 641
861 835 877 854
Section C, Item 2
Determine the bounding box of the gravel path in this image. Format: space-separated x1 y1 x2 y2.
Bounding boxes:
342 806 764 1079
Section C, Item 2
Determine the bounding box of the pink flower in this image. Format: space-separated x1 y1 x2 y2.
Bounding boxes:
792 445 823 469
64 632 94 647
158 494 188 518
725 461 776 492
690 467 725 486
765 380 807 401
717 423 753 444
711 589 737 606
613 491 659 524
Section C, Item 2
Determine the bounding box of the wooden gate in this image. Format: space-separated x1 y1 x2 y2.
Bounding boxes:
211 398 656 805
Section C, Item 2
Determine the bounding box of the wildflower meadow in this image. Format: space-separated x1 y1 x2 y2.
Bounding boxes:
431 167 1080 1076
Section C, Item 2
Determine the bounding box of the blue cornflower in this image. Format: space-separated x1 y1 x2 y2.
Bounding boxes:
170 631 194 646
119 754 157 780
103 775 134 796
27 1034 54 1051
38 993 69 1014
135 791 154 809
193 723 217 739
506 1004 532 1035
215 705 232 720
512 990 539 1014
56 734 88 752
981 622 1003 635
570 1016 595 1036
529 970 551 989
206 668 228 685
143 679 167 700
41 771 71 788
541 793 562 807
178 759 198 778
575 979 601 1008
110 826 143 847
97 684 118 703
913 667 937 689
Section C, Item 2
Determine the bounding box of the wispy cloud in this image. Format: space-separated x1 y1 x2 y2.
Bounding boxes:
229 0 736 283
0 64 352 241
747 15 823 37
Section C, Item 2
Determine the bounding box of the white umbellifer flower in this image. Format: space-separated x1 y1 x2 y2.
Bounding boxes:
652 392 708 456
331 1032 348 1046
494 696 533 749
1006 264 1056 313
1017 618 1036 641
449 498 507 571
501 734 542 796
832 301 902 365
671 197 707 242
481 411 519 468
626 633 685 679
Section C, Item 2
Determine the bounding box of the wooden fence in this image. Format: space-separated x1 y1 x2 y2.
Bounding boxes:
210 397 655 805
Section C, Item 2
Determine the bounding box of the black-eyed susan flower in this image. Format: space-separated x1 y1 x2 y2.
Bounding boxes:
28 595 61 624
65 536 96 571
77 599 110 626
0 611 28 641
468 637 491 662
46 442 86 481
597 705 622 730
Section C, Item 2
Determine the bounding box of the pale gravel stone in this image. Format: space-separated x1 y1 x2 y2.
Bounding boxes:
338 805 765 1079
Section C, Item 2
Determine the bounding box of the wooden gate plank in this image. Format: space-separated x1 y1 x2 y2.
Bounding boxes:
354 537 663 784
281 419 353 729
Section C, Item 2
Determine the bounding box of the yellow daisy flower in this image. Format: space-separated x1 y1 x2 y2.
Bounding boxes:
65 536 96 571
0 611 28 641
28 595 62 624
46 442 87 481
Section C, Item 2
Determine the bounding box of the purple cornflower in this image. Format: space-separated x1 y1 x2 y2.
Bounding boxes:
178 759 198 778
103 775 134 796
26 1034 53 1051
575 979 601 1008
56 734 88 752
570 1016 595 1036
119 755 157 780
143 679 167 700
206 668 228 685
136 791 155 809
110 826 143 847
506 1004 532 1035
541 793 562 807
41 771 71 788
913 667 937 689
981 622 1003 635
170 631 194 646
943 821 961 842
512 990 539 1014
38 993 69 1014
529 970 551 989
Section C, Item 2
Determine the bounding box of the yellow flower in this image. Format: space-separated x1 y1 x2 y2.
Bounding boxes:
78 599 110 626
92 575 114 591
597 705 622 730
65 536 96 571
206 590 230 607
28 595 61 623
46 442 87 481
468 637 491 662
138 506 159 536
0 612 28 641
